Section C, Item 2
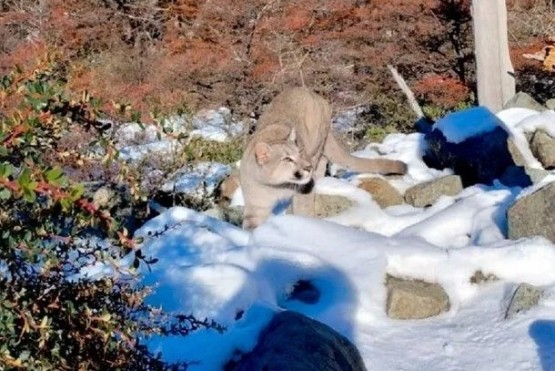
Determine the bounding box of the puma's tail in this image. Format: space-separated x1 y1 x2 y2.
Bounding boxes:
324 134 407 175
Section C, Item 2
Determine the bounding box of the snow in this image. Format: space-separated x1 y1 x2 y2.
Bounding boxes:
113 109 245 163
119 107 555 370
161 162 231 197
114 122 183 162
189 108 245 142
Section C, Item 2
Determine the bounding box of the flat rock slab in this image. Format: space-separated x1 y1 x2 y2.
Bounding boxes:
227 311 366 371
404 175 463 207
386 275 450 320
315 194 355 218
358 177 404 208
507 182 555 242
505 283 543 319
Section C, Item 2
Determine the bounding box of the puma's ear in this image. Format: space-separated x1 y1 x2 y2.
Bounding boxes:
254 142 271 165
287 128 296 143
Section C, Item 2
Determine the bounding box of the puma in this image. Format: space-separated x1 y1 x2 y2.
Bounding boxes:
239 87 407 229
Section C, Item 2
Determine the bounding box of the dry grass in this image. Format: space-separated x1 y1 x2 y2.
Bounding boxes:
508 1 555 44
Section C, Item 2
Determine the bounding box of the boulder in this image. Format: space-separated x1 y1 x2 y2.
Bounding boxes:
227 311 366 371
386 275 450 320
507 182 555 242
404 175 463 207
358 178 404 208
506 138 530 167
503 92 546 112
505 283 543 319
530 130 555 169
424 107 527 187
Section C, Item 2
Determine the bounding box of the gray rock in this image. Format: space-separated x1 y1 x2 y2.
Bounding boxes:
531 130 555 169
113 122 161 146
404 175 463 207
507 182 555 242
315 194 355 218
386 275 450 320
118 138 182 163
424 107 526 187
201 205 243 227
190 107 245 142
505 283 543 319
507 138 529 167
470 270 499 285
202 207 222 219
523 167 551 183
504 138 550 185
503 92 546 111
228 311 366 371
358 177 404 208
286 194 354 218
161 162 231 196
546 98 555 110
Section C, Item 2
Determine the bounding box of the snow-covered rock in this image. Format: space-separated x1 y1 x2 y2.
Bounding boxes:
161 162 231 198
424 107 520 186
190 107 245 142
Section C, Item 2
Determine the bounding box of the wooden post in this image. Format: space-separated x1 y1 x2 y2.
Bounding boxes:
472 0 515 112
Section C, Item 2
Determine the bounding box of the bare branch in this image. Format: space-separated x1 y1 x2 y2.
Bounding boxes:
387 64 424 119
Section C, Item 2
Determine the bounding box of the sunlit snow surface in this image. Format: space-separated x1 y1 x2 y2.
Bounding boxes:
123 108 555 370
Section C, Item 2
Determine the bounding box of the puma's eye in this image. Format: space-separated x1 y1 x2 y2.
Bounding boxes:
284 156 295 163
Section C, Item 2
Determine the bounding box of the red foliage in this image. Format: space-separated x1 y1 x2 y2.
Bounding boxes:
0 0 484 117
414 74 471 108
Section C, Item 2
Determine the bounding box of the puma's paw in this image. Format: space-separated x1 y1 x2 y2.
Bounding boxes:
392 160 408 175
242 215 263 230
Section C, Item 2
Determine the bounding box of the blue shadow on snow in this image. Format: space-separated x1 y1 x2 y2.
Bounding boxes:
529 320 555 371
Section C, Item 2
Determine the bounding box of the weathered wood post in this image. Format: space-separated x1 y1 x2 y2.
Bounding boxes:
472 0 515 112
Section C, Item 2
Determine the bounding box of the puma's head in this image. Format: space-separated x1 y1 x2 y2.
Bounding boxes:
253 130 313 186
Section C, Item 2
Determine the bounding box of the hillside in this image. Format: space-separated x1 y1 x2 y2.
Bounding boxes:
2 0 553 127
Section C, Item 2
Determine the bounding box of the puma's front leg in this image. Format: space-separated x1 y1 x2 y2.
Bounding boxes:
292 192 316 217
242 200 274 230
242 187 294 229
291 156 327 218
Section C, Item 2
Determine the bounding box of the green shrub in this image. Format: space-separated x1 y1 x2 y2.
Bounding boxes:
181 137 243 164
0 57 219 370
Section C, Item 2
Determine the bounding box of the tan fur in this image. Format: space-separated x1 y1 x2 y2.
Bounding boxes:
239 87 407 229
